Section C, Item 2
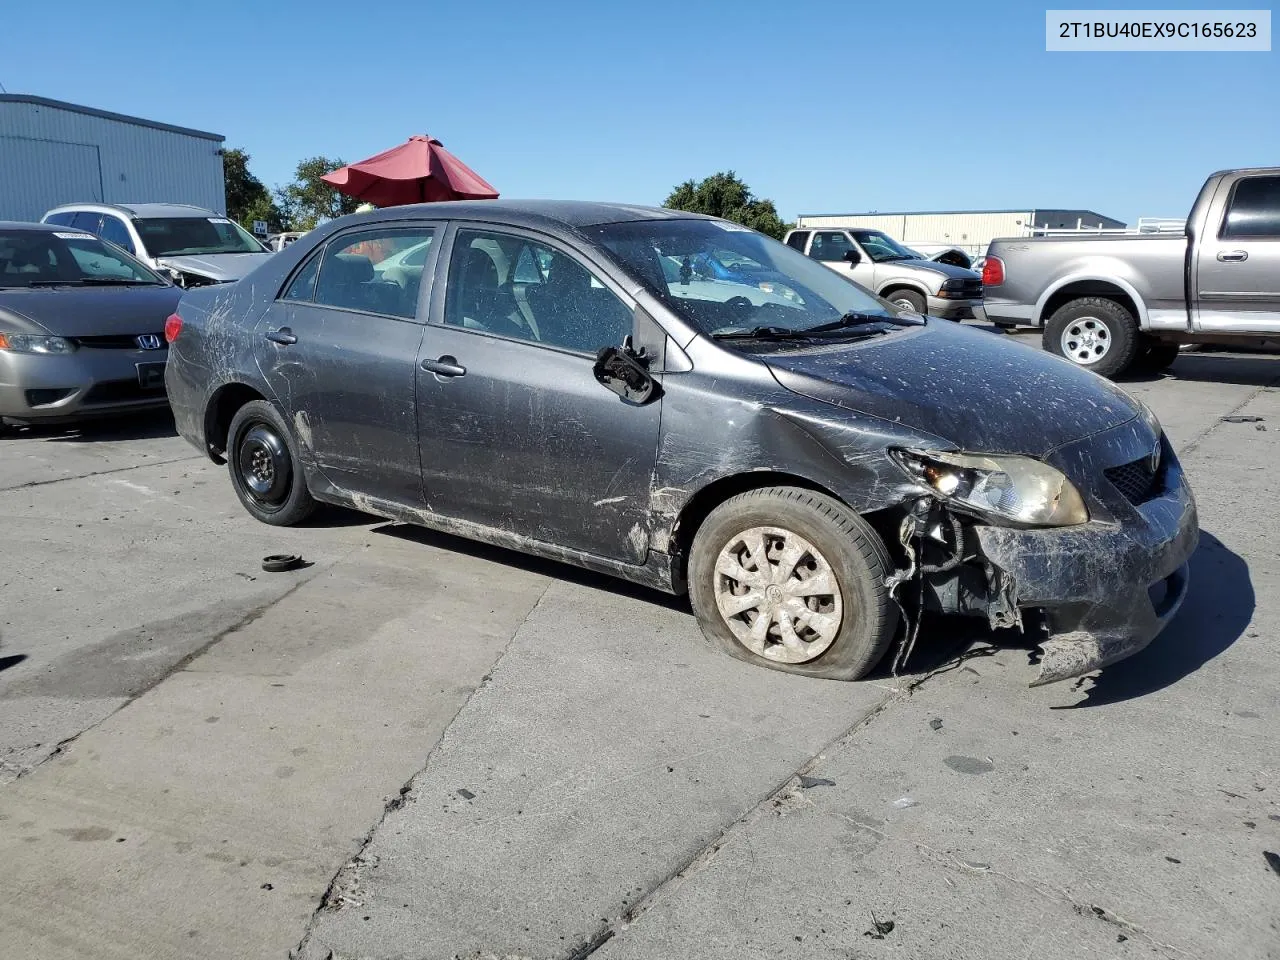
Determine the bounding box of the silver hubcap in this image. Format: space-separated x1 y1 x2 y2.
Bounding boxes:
893 298 917 311
713 526 843 663
1062 317 1111 364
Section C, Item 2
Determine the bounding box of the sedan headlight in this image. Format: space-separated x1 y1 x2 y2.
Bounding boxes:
0 333 76 355
890 449 1089 527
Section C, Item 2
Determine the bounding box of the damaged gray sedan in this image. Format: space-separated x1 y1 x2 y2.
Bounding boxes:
165 201 1198 685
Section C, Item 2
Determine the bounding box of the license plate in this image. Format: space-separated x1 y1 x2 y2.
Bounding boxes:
136 362 166 389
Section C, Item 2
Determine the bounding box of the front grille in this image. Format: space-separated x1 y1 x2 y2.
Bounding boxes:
82 380 167 405
69 333 166 350
1105 457 1161 504
957 280 983 298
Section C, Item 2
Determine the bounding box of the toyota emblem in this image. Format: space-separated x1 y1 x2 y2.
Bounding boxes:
136 334 163 350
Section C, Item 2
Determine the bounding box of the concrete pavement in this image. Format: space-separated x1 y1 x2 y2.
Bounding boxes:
2 344 1278 959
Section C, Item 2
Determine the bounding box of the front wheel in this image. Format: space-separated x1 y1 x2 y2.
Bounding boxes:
1043 297 1140 378
227 400 316 526
887 289 926 315
687 487 899 680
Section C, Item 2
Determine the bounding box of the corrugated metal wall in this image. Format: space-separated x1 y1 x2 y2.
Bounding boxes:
0 100 224 222
795 211 1034 255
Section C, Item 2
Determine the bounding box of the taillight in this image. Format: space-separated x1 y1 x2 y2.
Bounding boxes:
164 313 183 343
981 256 1005 287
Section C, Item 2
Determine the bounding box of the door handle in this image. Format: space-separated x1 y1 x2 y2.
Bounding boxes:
421 355 466 377
264 328 298 345
1217 250 1249 262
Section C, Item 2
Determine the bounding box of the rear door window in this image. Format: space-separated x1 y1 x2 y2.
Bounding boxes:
786 231 810 252
71 211 103 235
1222 176 1280 238
311 228 434 319
98 216 136 254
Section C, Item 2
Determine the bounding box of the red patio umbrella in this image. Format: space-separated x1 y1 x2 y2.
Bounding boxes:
321 135 498 206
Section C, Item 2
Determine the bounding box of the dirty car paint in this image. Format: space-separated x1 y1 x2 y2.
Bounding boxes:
164 200 1200 686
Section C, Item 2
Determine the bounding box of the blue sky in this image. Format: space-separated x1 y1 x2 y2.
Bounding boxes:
2 0 1276 223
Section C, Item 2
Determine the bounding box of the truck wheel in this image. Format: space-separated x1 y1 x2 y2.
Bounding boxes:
1044 298 1139 378
227 400 316 526
1131 339 1181 374
887 289 927 315
687 487 899 681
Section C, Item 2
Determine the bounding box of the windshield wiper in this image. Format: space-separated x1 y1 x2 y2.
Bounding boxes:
802 311 914 334
77 277 163 286
712 325 812 341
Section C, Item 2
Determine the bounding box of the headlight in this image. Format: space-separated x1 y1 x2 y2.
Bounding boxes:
0 333 76 355
890 449 1089 527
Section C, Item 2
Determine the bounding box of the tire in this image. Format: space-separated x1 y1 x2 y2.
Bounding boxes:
886 288 926 315
1131 338 1180 374
687 486 899 681
1043 297 1140 378
226 400 316 526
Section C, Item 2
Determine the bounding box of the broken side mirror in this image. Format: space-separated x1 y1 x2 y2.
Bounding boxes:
842 249 862 265
594 340 659 405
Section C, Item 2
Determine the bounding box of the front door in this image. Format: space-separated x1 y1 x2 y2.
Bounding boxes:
808 230 874 287
254 224 439 503
1195 173 1280 333
416 226 662 563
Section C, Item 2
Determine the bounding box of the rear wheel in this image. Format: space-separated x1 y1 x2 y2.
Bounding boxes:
886 289 926 315
1044 297 1140 378
1131 338 1181 374
227 400 315 526
687 487 898 680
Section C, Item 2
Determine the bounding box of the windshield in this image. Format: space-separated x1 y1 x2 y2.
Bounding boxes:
134 216 267 257
586 219 909 338
849 230 918 263
0 229 166 288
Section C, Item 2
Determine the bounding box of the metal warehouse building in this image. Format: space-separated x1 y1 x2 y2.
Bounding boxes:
794 209 1127 255
0 94 225 222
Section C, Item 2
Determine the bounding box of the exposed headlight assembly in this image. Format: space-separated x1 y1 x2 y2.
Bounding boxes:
890 449 1088 527
0 333 76 354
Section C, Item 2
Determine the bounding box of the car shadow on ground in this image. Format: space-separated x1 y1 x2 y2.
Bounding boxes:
0 654 28 674
1120 354 1280 388
1051 532 1252 707
4 410 178 443
371 522 692 612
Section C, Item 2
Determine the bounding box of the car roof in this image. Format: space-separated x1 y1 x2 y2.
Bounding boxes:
44 202 219 219
329 199 716 232
0 220 71 233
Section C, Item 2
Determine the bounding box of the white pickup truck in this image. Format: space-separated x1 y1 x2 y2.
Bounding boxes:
783 226 984 320
982 167 1280 378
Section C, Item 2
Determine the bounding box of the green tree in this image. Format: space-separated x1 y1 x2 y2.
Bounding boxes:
663 171 788 239
275 156 361 231
222 148 281 233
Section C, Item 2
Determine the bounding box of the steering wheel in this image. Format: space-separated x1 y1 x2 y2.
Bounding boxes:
724 295 754 314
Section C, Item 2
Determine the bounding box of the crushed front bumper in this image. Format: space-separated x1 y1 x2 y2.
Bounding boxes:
971 431 1199 685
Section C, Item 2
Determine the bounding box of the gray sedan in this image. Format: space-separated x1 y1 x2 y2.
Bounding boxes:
0 222 181 425
165 201 1198 686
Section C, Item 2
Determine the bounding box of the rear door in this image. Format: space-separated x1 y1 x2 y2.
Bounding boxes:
414 224 662 563
1194 173 1280 332
254 224 439 504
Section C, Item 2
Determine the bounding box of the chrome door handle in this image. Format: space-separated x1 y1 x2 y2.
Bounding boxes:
421 355 466 377
1217 250 1249 262
265 328 298 345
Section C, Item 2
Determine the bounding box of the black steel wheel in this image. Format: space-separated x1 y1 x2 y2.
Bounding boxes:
227 400 316 526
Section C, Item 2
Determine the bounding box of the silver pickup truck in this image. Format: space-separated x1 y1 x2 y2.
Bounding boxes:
783 227 984 320
982 167 1280 378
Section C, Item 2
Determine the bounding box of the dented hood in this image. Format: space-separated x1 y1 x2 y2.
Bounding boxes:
156 252 273 282
765 320 1140 456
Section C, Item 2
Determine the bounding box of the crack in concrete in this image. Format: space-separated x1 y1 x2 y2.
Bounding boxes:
1177 373 1280 460
827 809 1192 959
291 580 556 960
0 454 203 493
